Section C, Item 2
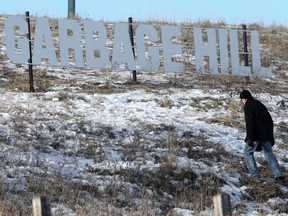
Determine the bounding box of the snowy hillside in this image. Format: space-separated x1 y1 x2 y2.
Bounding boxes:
0 14 288 215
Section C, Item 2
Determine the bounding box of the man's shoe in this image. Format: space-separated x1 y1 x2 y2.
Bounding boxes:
275 176 286 184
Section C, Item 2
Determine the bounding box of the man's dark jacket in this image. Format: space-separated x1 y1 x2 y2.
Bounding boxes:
244 97 274 151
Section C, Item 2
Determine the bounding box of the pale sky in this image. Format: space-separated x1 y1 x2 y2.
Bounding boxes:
1 0 288 26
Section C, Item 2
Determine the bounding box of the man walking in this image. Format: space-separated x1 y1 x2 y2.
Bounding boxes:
240 90 285 184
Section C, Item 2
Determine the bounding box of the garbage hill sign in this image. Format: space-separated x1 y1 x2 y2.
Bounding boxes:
4 15 272 77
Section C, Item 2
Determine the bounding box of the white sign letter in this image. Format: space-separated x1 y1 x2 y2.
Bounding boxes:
135 24 160 71
112 23 136 70
194 28 218 74
84 20 109 69
58 19 84 67
219 29 229 75
251 31 272 77
230 30 251 76
33 18 58 66
161 25 183 72
5 16 29 64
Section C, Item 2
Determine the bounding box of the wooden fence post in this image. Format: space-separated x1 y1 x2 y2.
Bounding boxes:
213 192 232 216
32 196 52 216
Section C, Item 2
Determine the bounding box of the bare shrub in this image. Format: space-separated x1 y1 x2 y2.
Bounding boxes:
157 95 174 108
0 199 31 216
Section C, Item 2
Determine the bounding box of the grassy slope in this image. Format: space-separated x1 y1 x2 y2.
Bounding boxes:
0 15 288 215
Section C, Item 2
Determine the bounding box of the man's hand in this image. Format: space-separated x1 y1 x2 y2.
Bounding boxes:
246 140 254 147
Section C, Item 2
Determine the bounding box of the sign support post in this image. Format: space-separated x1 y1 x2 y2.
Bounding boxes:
128 17 137 82
25 11 35 92
242 24 250 82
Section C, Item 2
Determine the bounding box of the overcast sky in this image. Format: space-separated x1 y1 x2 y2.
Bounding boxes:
1 0 288 26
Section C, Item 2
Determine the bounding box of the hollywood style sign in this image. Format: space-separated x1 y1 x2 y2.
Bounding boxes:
5 15 272 77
